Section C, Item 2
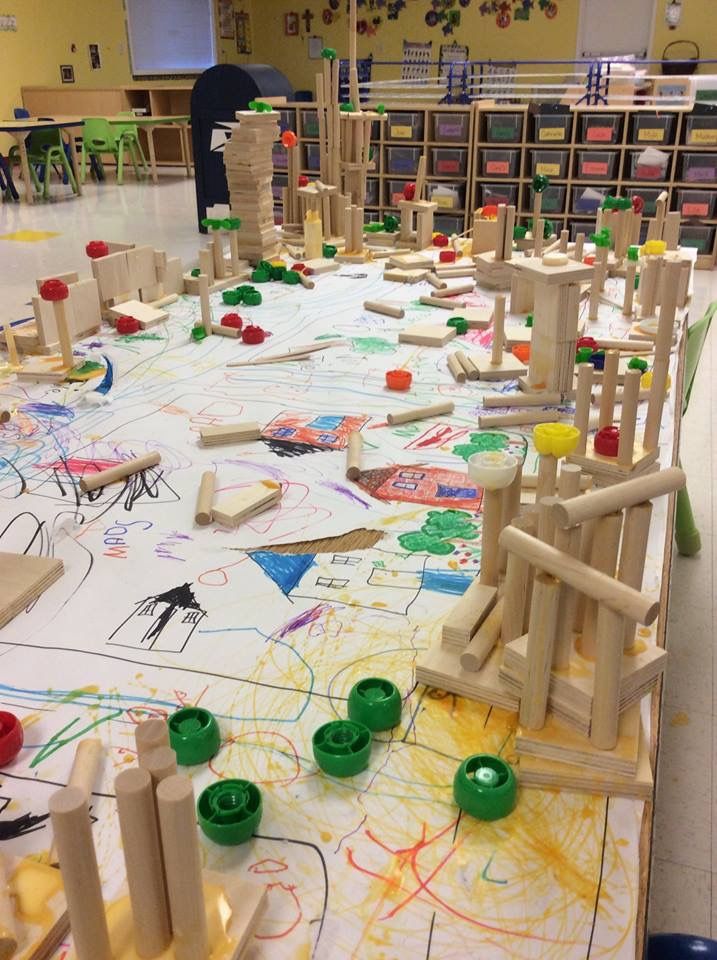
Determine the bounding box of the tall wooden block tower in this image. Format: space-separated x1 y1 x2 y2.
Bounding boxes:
224 111 281 264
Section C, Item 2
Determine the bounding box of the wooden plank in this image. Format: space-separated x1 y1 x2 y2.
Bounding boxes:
0 553 63 631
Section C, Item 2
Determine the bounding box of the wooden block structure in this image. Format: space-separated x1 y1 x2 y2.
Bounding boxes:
474 203 516 290
397 156 437 250
91 245 183 315
297 180 345 241
46 735 267 960
511 254 594 397
183 231 248 296
469 295 528 380
3 277 103 356
645 190 681 250
224 111 281 264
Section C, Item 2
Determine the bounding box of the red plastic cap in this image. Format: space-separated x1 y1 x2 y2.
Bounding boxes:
481 204 499 219
298 175 309 187
583 254 595 265
432 233 449 247
631 195 645 215
512 343 530 363
0 711 23 767
385 369 412 391
577 336 598 350
594 425 620 457
439 249 456 263
291 262 305 272
116 315 140 334
85 240 109 259
40 278 69 302
242 325 265 344
281 130 298 148
221 312 243 329
403 182 416 201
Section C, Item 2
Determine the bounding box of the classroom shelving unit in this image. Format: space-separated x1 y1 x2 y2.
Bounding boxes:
274 100 717 268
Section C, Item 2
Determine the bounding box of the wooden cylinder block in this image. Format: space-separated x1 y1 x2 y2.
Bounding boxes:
79 452 161 494
501 550 530 644
346 431 362 480
135 718 170 763
551 466 685 528
143 746 178 789
519 573 561 730
195 471 215 526
579 511 623 658
460 597 504 672
479 487 502 587
590 604 625 750
618 501 653 650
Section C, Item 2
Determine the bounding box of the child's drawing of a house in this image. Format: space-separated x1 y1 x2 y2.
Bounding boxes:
356 464 482 510
262 411 369 450
107 582 207 653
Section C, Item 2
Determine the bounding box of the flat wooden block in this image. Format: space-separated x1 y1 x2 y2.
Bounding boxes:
398 323 457 347
469 351 528 381
303 258 340 275
16 356 72 383
629 321 679 346
213 482 281 528
510 255 595 285
199 422 262 446
183 269 250 296
416 641 519 712
0 551 64 629
504 324 532 347
441 581 497 649
388 253 434 270
449 306 492 330
108 299 168 330
567 438 660 485
383 268 429 284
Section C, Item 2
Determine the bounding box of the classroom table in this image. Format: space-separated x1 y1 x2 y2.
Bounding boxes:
0 252 687 958
105 113 192 184
0 116 84 205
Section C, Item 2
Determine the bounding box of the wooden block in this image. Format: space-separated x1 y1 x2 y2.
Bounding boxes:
199 422 262 446
36 271 79 292
415 642 519 712
450 306 492 329
387 253 434 270
566 439 660 485
15 356 71 383
509 255 594 285
383 268 428 284
303 258 340 275
447 353 466 383
364 300 404 319
0 552 63 631
387 401 454 426
212 482 282 527
127 246 158 291
80 453 161 493
398 323 456 347
419 295 466 310
108 300 168 330
441 580 497 649
469 351 527 381
91 251 133 302
503 324 532 347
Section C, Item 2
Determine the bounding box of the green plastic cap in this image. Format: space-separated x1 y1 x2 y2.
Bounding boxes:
322 243 337 259
532 173 550 193
191 325 208 342
222 289 242 305
283 269 300 285
270 265 286 281
340 102 355 113
447 317 468 335
243 289 262 306
383 214 399 233
312 719 371 777
190 267 201 277
513 225 527 239
453 753 517 821
347 678 402 732
627 245 640 261
197 779 262 845
321 47 337 60
251 269 271 283
525 313 533 328
576 346 594 363
628 356 648 372
168 707 220 765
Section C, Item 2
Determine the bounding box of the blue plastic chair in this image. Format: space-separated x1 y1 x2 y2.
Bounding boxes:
648 934 717 958
0 153 19 201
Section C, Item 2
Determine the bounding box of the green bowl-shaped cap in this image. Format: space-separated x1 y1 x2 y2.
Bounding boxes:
513 225 528 239
525 313 533 328
168 707 220 765
446 317 468 335
243 289 262 306
270 265 286 281
197 779 261 845
628 356 648 372
251 269 271 283
322 243 337 259
347 678 402 731
222 289 242 305
383 214 399 233
283 269 300 285
313 719 371 777
453 753 517 821
191 325 208 342
190 267 201 277
575 346 594 363
627 245 640 262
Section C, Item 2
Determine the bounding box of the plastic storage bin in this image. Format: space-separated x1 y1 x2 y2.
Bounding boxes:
676 189 716 218
388 111 424 140
428 182 464 210
530 150 568 178
435 215 465 235
580 113 621 144
625 187 662 217
684 114 717 146
279 110 296 134
301 110 319 138
386 180 410 206
679 225 715 253
630 112 675 144
304 143 320 172
430 147 468 176
576 150 618 179
682 152 717 183
485 113 523 143
534 113 572 143
433 112 469 142
570 220 596 241
528 184 566 214
481 182 518 207
272 144 288 170
386 146 422 175
271 175 287 202
572 185 609 213
629 149 669 181
365 179 379 206
481 149 519 177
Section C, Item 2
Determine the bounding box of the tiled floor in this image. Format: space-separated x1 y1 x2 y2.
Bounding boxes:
2 172 717 942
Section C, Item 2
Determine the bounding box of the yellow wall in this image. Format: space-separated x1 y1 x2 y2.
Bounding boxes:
650 3 712 64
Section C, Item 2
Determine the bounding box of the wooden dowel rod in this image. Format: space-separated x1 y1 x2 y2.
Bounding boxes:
387 401 454 426
580 511 623 658
80 452 161 493
479 487 502 587
618 501 653 650
54 300 75 369
552 524 582 669
49 787 112 960
0 853 18 960
429 283 474 298
227 339 344 367
48 739 103 865
537 495 559 546
496 204 507 261
617 368 641 466
135 719 170 763
419 295 466 310
460 597 504 672
557 462 582 501
156 776 209 960
498 459 522 574
519 573 561 730
211 236 225 280
426 272 447 290
198 273 212 336
447 353 466 383
483 391 568 408
364 300 404 318
143 746 178 789
573 232 585 262
623 259 637 317
115 768 172 958
499 526 658 624
479 409 559 429
593 338 653 353
590 604 625 750
598 350 619 429
503 205 515 261
644 259 680 451
346 431 362 480
501 550 530 644
551 466 685 528
195 471 215 526
535 452 558 504
210 323 240 338
574 363 594 454
491 295 505 366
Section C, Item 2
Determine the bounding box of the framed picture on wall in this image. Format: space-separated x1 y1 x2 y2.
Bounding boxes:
236 10 251 53
218 0 235 39
88 43 101 70
60 64 75 84
284 12 299 36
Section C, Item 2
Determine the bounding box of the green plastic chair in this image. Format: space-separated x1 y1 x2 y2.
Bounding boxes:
112 111 149 177
80 117 140 185
675 300 715 556
25 127 77 199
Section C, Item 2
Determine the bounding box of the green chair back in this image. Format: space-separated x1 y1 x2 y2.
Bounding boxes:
82 117 116 151
683 301 715 414
26 127 65 161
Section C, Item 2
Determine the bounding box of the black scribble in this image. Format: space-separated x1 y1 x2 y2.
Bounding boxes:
262 438 329 458
0 810 50 840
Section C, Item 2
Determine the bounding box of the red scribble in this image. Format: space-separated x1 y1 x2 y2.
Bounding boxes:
209 730 301 786
173 686 208 708
42 457 123 475
255 882 302 939
347 824 578 946
198 557 246 586
126 705 169 724
249 859 289 875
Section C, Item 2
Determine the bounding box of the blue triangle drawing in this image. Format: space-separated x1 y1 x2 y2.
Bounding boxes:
248 551 316 595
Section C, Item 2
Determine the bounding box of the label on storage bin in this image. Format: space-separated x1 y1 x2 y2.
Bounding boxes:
681 238 705 251
686 166 716 182
391 191 404 204
638 127 664 142
635 164 663 180
689 129 717 144
582 161 608 176
435 195 457 208
683 202 709 216
438 123 462 137
390 125 413 138
536 162 561 176
492 126 515 140
539 127 565 141
437 159 460 174
586 126 613 142
486 160 510 174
